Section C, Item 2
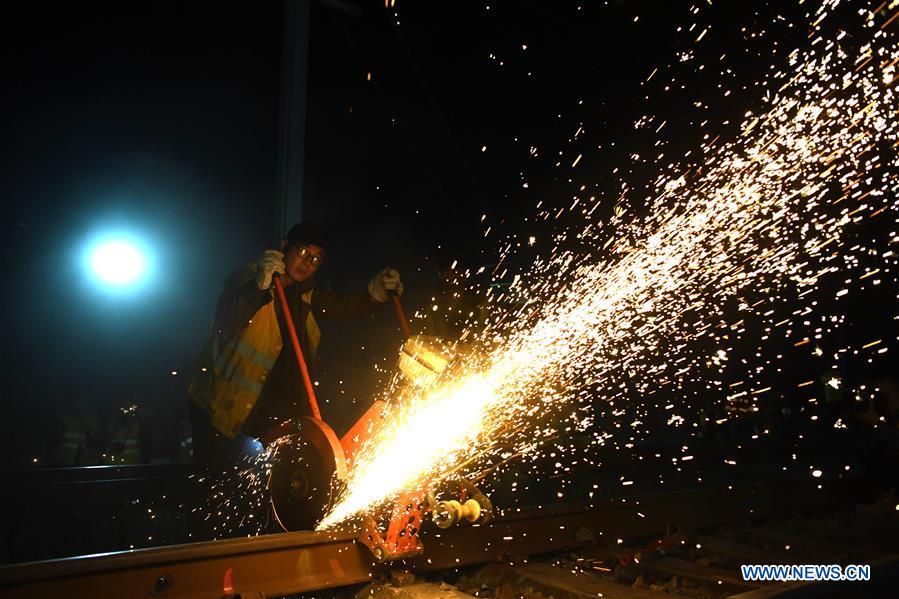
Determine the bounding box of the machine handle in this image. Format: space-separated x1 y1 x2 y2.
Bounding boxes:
390 290 412 339
273 274 322 420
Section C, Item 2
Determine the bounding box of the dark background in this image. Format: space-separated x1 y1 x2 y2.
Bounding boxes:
1 0 898 568
1 1 892 469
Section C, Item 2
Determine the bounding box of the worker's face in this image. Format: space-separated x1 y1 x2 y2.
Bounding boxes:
283 242 324 283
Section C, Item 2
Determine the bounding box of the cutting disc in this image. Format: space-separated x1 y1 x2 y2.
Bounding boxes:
269 416 347 531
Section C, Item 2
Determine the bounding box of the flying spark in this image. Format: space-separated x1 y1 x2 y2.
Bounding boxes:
317 1 899 529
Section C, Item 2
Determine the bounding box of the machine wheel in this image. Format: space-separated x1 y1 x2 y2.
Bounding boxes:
268 416 347 531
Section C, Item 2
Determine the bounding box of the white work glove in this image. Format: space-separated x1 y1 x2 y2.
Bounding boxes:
255 250 286 291
368 267 403 302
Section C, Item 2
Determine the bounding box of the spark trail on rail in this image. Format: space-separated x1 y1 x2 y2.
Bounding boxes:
317 1 899 530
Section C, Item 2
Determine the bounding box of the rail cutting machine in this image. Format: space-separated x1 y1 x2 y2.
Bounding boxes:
265 278 491 560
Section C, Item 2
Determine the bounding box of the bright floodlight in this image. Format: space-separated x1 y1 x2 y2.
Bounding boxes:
89 241 146 285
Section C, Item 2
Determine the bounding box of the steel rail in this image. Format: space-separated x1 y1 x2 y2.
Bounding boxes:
0 529 372 599
0 477 866 599
0 464 195 488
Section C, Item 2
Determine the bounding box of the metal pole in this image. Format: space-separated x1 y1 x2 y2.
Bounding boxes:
276 0 311 238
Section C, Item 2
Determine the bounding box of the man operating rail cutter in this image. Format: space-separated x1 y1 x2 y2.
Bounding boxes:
188 222 403 469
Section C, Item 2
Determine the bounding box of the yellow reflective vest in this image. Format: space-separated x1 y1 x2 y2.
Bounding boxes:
56 414 100 466
189 287 320 438
104 417 142 465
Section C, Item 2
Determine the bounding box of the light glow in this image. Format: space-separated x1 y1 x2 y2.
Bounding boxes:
89 240 146 286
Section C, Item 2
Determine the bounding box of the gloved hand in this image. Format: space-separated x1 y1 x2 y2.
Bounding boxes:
368 267 403 302
255 250 286 290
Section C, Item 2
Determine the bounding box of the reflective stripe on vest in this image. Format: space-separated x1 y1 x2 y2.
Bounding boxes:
216 337 278 372
61 432 85 448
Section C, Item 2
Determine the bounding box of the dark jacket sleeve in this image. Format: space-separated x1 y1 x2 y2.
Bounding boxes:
214 267 273 333
312 286 376 320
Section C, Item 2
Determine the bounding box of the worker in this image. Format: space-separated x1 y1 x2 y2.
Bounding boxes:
188 222 403 469
53 395 103 467
103 399 143 465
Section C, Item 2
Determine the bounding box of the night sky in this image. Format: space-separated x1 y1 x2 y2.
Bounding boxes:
2 1 894 470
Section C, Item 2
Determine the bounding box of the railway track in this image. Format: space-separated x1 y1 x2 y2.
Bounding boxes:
365 507 899 599
0 475 886 598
